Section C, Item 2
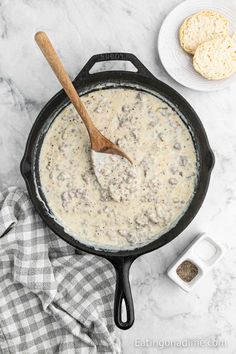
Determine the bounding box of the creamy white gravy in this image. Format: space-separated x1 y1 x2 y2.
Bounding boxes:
39 88 197 250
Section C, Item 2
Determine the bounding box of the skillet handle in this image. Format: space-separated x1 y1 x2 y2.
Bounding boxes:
75 52 155 81
106 256 136 330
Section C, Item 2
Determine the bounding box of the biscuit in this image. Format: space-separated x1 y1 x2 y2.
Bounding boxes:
179 10 229 54
193 36 236 80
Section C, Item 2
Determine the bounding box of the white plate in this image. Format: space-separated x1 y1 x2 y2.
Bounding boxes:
158 0 236 91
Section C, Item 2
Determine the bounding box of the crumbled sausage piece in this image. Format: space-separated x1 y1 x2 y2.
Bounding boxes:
116 138 127 149
94 106 102 113
158 107 168 117
118 229 129 237
170 166 178 175
169 119 178 128
130 129 139 140
58 143 68 153
140 159 151 176
61 191 70 202
174 142 181 150
148 177 160 192
61 128 70 140
62 201 69 211
135 214 148 227
57 172 70 181
155 205 171 221
127 169 136 178
179 156 188 166
99 167 110 177
99 190 110 202
61 188 87 203
136 92 142 100
121 105 130 113
146 209 159 224
148 120 156 128
169 178 178 185
117 113 133 127
46 159 52 171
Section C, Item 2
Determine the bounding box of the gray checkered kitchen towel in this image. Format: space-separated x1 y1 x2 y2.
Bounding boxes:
0 187 121 354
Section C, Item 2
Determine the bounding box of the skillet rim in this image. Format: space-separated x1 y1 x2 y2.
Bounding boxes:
20 54 215 258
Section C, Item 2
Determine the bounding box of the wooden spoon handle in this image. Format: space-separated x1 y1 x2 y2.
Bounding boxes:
35 31 95 133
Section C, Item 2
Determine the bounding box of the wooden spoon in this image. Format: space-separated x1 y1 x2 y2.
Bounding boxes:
34 31 132 164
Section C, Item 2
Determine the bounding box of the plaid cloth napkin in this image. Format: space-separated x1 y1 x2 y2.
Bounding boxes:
0 187 121 354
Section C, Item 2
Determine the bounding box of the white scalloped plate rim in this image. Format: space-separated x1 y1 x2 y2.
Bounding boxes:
157 0 236 91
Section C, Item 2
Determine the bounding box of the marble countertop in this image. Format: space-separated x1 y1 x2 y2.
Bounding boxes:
1 0 236 352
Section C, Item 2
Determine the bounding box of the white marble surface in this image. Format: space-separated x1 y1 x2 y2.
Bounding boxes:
1 0 236 353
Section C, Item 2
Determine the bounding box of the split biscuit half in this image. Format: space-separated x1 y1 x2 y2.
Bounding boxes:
193 35 236 80
179 10 229 55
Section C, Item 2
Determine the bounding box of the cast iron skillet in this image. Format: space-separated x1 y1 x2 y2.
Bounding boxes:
21 52 214 330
